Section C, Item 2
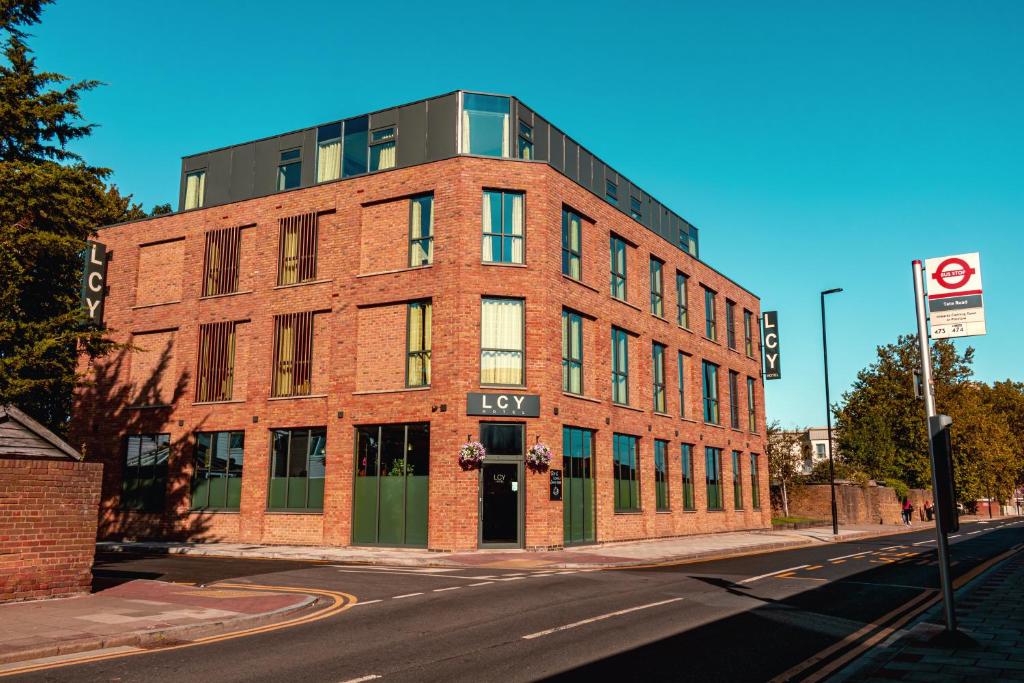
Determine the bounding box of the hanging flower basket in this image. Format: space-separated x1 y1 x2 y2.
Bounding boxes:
458 441 486 470
526 443 552 471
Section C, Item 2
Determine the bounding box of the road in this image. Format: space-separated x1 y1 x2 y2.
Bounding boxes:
11 518 1024 682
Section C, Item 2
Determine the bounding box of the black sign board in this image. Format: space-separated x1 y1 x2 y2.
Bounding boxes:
80 241 107 328
762 311 781 380
549 469 563 501
466 392 540 417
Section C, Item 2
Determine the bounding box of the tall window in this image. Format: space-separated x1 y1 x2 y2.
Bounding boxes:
676 272 689 328
269 427 326 511
681 444 695 511
202 226 241 297
354 423 430 546
562 208 582 279
652 343 666 413
706 446 723 511
272 312 314 397
316 123 341 182
654 440 669 511
704 287 717 341
343 115 369 177
726 300 737 349
481 297 524 385
369 126 396 171
750 453 761 509
747 376 758 432
630 196 642 221
732 450 743 509
729 370 740 429
744 309 754 357
122 434 169 512
678 352 687 418
461 93 510 157
277 211 318 286
277 149 301 191
407 301 432 387
613 434 639 512
518 121 534 159
605 179 618 205
184 170 206 210
482 190 524 264
192 431 244 510
610 235 627 299
562 310 583 394
702 360 720 424
409 194 434 267
611 327 629 405
196 321 237 403
650 258 664 316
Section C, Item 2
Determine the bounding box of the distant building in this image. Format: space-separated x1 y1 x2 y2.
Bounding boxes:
778 427 837 475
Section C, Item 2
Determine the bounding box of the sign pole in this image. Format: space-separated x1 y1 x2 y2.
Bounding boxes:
912 259 957 633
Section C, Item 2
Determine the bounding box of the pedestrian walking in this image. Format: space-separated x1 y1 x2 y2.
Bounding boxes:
924 500 934 521
902 498 914 525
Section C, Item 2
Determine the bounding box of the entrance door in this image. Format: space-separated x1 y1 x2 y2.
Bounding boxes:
481 463 520 545
563 426 595 545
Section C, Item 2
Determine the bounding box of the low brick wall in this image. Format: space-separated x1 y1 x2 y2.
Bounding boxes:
777 482 932 526
0 459 103 602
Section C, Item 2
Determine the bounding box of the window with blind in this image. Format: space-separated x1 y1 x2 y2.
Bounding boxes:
729 370 740 429
191 431 244 510
562 208 582 279
732 450 743 509
562 309 583 395
652 343 666 413
122 434 169 512
481 297 524 385
316 123 341 183
650 258 664 316
702 360 720 424
407 301 432 388
369 126 396 171
184 170 206 210
277 212 319 286
676 272 689 328
482 190 524 264
611 327 629 405
202 226 241 297
409 194 434 267
681 444 695 510
706 446 723 511
613 433 639 512
654 439 669 511
196 321 237 403
272 312 314 397
268 427 326 511
610 235 627 300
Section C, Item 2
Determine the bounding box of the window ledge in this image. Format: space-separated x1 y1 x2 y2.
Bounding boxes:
656 510 673 514
614 511 643 515
704 337 722 346
480 384 527 390
199 290 253 301
678 325 693 334
193 399 246 406
562 274 600 293
352 386 431 395
481 261 528 268
264 510 324 515
131 300 181 310
680 417 699 424
682 509 698 514
188 509 240 514
611 297 643 313
612 402 644 413
357 265 432 279
563 392 602 404
727 346 741 355
267 393 328 402
273 279 333 290
126 403 172 410
730 428 746 435
651 314 670 324
703 422 726 430
653 411 673 419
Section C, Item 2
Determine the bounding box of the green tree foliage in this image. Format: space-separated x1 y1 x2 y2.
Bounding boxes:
0 1 146 431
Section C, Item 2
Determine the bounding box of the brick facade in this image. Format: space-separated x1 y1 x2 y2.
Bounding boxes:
71 155 770 551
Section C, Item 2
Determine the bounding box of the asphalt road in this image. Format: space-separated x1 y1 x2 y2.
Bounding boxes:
14 518 1024 683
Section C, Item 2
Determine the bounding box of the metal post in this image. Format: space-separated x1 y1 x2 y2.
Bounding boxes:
913 259 957 632
821 288 842 537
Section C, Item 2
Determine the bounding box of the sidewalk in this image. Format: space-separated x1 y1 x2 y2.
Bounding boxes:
0 580 316 668
99 521 933 570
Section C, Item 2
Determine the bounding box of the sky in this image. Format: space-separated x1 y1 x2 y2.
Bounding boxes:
23 0 1024 427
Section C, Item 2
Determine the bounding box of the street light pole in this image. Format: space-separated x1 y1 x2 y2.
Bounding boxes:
821 288 843 537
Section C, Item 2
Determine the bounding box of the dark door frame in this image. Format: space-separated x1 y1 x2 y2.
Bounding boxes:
477 422 525 549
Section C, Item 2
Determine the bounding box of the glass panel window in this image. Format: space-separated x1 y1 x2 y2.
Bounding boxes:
610 236 627 300
654 439 669 511
184 170 206 210
518 121 533 159
196 321 237 403
192 431 244 510
744 310 755 357
277 211 319 286
726 300 737 349
747 376 758 432
268 427 326 511
277 149 301 191
407 301 432 387
561 309 583 395
652 343 666 413
343 115 369 177
462 93 510 157
316 123 342 182
409 194 434 267
481 298 524 385
678 225 689 251
605 179 618 205
732 450 743 509
482 190 524 264
122 434 170 512
611 327 629 405
353 423 430 546
704 286 717 341
681 444 695 510
613 434 639 512
706 446 723 511
563 426 595 545
678 352 688 418
650 258 664 316
630 196 642 221
729 370 740 429
561 208 582 279
369 126 396 171
272 311 315 397
750 453 761 509
676 272 689 328
702 360 720 424
480 423 524 456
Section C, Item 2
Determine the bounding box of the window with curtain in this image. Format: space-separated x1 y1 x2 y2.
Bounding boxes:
316 123 341 183
676 272 689 328
196 321 237 403
652 343 666 413
610 235 627 300
706 446 723 511
122 434 169 512
678 351 688 418
750 453 761 509
202 226 241 297
482 190 524 263
278 211 318 285
747 376 758 432
272 312 314 397
407 301 432 387
613 433 639 512
191 431 244 510
481 298 524 385
702 360 719 424
369 126 396 171
461 93 510 157
518 121 534 159
561 309 583 395
681 444 695 510
732 450 743 509
268 427 326 511
277 149 301 191
729 370 740 429
611 327 629 405
650 258 664 316
744 309 755 357
726 300 737 349
704 286 717 341
409 194 434 267
654 439 669 511
562 208 582 279
184 170 206 210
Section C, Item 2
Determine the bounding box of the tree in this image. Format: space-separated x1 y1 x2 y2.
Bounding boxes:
767 420 807 517
0 0 145 432
150 203 172 216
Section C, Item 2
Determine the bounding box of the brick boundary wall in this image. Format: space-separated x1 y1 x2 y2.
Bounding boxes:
775 482 932 526
0 459 103 602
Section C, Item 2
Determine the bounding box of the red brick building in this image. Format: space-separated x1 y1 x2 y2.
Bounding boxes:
71 91 769 550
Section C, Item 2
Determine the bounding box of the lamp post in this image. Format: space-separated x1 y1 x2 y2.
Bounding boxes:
821 287 843 536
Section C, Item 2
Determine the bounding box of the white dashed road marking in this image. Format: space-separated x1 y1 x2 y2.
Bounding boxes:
738 565 810 584
522 598 684 640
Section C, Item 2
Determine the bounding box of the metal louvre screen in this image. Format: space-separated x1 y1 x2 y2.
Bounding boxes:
196 321 236 402
277 212 319 286
272 311 314 397
202 226 241 297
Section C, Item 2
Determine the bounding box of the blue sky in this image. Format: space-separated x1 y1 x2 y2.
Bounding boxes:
26 0 1023 427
